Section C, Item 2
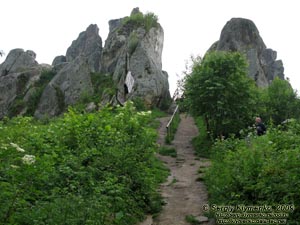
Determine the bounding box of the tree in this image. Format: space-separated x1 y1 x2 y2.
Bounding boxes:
0 50 4 57
184 51 256 137
262 77 300 124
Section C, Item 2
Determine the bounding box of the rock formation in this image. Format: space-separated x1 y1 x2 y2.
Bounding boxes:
34 24 102 118
208 18 284 86
0 49 47 118
101 8 171 107
0 8 171 119
0 49 38 76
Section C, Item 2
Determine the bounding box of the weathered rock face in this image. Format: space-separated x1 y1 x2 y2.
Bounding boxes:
0 49 38 76
209 18 284 86
35 25 102 118
35 57 93 118
1 9 171 119
66 24 102 72
0 49 47 118
101 8 171 108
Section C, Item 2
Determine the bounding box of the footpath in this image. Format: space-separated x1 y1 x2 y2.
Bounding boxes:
140 114 214 225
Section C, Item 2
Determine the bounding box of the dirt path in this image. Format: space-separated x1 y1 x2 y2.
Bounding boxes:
140 114 213 225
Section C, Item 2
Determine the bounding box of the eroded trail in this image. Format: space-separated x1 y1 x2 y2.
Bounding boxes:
140 114 213 225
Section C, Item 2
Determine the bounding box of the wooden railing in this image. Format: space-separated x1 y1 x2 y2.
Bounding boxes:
166 105 179 143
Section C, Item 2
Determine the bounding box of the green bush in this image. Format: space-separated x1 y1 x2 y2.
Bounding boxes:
184 51 257 138
0 102 168 224
132 97 146 111
205 121 300 224
258 77 300 125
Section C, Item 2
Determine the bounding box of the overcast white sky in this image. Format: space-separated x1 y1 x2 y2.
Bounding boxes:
1 0 299 94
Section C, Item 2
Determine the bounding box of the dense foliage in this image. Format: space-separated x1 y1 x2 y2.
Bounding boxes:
205 122 300 224
0 102 168 224
184 51 257 138
184 51 300 224
192 116 213 158
258 77 300 125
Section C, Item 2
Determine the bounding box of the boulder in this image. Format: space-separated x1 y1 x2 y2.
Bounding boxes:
0 49 38 76
52 55 67 66
0 49 45 118
209 18 284 86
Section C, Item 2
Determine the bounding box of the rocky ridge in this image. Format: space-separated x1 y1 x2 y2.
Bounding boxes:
0 8 171 119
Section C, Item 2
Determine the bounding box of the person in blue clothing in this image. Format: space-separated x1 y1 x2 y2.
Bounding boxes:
255 117 266 136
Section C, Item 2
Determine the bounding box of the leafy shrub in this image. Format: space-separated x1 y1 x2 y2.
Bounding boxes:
258 77 300 125
0 102 168 224
205 121 300 224
132 97 146 111
184 51 257 138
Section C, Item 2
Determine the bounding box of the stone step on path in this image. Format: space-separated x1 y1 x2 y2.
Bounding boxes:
139 114 213 225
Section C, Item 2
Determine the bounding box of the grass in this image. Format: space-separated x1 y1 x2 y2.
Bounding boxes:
158 146 177 158
192 116 213 158
185 215 200 225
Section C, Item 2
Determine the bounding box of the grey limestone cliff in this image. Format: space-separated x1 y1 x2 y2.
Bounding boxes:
101 8 171 108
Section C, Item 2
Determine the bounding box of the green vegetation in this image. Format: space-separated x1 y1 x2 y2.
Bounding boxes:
184 51 257 138
258 77 300 125
158 146 177 158
185 215 200 225
192 116 213 158
8 97 26 117
132 97 146 111
205 123 300 224
26 69 56 116
128 31 139 55
0 102 168 224
165 110 181 144
183 51 300 224
90 72 116 101
122 12 159 32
